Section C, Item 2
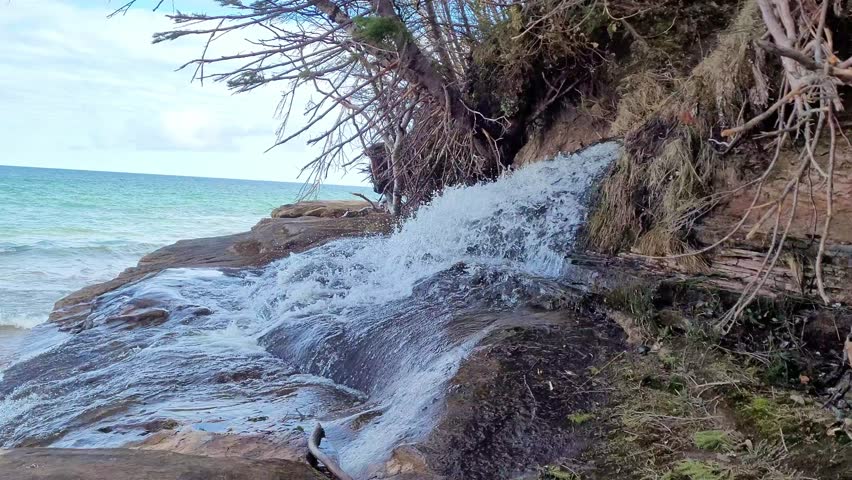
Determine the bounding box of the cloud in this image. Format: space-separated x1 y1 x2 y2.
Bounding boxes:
0 0 366 185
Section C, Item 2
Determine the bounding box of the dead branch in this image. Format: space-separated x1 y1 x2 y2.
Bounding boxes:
351 192 382 211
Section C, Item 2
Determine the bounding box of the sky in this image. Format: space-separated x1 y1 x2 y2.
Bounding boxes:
0 0 368 185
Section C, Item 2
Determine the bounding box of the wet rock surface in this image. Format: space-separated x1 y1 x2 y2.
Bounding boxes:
6 153 633 476
411 311 625 479
50 201 391 332
0 448 324 480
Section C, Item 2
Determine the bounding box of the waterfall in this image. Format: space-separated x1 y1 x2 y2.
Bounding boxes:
0 142 619 475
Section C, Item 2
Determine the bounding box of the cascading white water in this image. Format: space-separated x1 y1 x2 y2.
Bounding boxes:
250 141 618 317
0 142 619 474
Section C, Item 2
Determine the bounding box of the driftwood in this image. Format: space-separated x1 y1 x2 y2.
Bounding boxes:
307 423 354 480
571 239 852 304
621 245 852 303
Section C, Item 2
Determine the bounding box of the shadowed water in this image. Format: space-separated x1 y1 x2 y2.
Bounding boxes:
0 143 619 474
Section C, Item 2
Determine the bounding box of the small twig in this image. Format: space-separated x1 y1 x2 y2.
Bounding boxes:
721 86 804 138
815 108 837 305
523 374 537 419
578 351 625 388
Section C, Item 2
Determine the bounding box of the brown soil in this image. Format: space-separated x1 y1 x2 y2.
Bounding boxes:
514 103 612 167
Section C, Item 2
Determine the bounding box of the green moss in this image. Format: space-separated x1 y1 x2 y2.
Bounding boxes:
567 412 595 425
542 466 579 479
739 396 784 436
693 430 731 451
744 396 774 415
663 460 731 480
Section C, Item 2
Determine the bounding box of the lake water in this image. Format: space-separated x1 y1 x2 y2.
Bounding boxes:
0 165 373 332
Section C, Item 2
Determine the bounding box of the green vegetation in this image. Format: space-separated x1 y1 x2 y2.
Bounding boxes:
663 460 731 480
588 1 762 269
542 465 580 479
567 412 595 425
602 281 657 331
568 279 850 479
693 430 731 451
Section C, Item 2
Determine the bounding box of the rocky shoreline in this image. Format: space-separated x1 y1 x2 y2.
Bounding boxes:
0 448 324 480
6 198 633 479
4 197 851 480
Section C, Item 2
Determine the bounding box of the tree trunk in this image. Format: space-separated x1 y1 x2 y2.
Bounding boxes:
391 132 404 216
421 0 458 83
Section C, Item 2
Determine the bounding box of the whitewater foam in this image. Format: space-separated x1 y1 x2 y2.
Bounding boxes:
0 312 44 329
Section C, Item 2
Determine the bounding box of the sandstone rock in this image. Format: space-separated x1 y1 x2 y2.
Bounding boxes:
385 309 626 479
134 428 307 462
0 448 324 480
270 200 375 219
50 201 391 331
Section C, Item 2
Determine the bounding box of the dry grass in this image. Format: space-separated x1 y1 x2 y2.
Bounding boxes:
587 1 764 272
610 71 670 137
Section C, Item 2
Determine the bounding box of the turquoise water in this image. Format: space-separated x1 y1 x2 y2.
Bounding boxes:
0 165 373 329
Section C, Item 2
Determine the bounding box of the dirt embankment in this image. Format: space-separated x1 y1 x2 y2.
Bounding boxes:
498 2 852 476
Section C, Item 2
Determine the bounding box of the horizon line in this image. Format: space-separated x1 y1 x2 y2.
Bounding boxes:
0 163 372 188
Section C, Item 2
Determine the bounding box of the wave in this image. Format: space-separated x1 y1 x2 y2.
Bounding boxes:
0 240 159 257
0 313 46 330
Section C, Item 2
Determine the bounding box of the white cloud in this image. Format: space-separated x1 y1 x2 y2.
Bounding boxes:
0 0 367 185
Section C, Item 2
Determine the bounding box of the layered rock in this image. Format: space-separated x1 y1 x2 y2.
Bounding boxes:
0 448 324 480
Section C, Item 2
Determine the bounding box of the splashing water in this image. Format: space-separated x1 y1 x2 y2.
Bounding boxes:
0 142 619 474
